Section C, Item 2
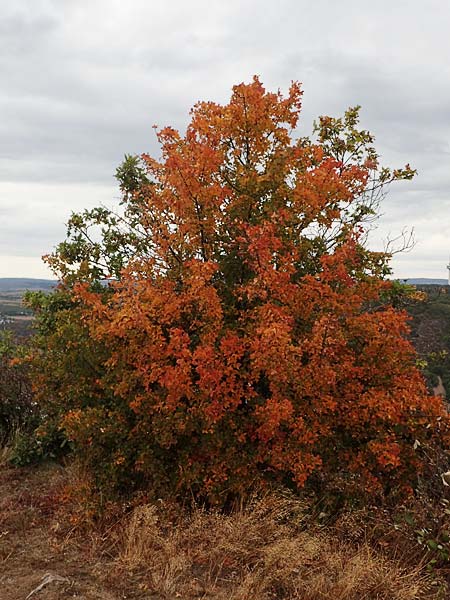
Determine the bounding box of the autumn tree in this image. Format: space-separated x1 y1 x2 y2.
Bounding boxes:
27 77 448 503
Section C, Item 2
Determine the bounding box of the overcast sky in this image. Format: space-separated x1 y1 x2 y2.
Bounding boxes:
1 0 450 279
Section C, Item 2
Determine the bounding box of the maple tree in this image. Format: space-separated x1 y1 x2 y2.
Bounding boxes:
27 77 448 502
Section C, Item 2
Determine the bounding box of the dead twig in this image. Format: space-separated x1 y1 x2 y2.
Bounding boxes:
25 572 71 599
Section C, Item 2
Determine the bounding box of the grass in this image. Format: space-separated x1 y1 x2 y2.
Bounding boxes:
108 492 442 599
0 458 448 598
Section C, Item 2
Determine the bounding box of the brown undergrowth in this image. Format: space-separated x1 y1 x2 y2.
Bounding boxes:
0 460 448 599
109 493 441 599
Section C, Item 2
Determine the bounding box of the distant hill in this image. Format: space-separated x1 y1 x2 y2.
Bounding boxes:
2 277 449 291
0 278 56 292
396 278 448 286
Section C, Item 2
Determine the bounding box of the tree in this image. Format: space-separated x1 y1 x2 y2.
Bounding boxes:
27 77 448 503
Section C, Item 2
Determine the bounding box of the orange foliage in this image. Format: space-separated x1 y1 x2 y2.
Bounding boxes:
32 77 448 503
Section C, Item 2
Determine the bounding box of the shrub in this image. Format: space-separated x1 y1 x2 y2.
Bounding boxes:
27 77 448 504
0 331 36 445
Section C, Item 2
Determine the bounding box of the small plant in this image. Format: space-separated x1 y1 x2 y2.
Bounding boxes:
415 525 450 564
9 421 70 467
416 498 450 566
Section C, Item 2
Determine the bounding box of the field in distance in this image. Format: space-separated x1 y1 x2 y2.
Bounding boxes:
0 278 56 337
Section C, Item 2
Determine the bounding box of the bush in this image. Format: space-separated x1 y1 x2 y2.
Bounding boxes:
1 330 71 465
0 331 36 445
27 77 449 504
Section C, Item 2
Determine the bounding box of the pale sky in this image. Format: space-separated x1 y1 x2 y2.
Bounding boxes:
1 0 450 279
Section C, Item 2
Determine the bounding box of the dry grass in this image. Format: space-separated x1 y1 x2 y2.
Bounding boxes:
110 493 442 599
0 442 12 467
0 428 18 468
1 461 447 599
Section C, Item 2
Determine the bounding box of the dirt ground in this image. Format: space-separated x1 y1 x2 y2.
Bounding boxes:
0 463 130 600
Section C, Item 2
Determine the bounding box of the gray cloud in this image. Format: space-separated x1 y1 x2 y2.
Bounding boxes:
1 0 450 277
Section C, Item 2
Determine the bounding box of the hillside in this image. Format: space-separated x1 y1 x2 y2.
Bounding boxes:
0 461 444 599
2 278 450 598
401 278 448 286
0 278 56 292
